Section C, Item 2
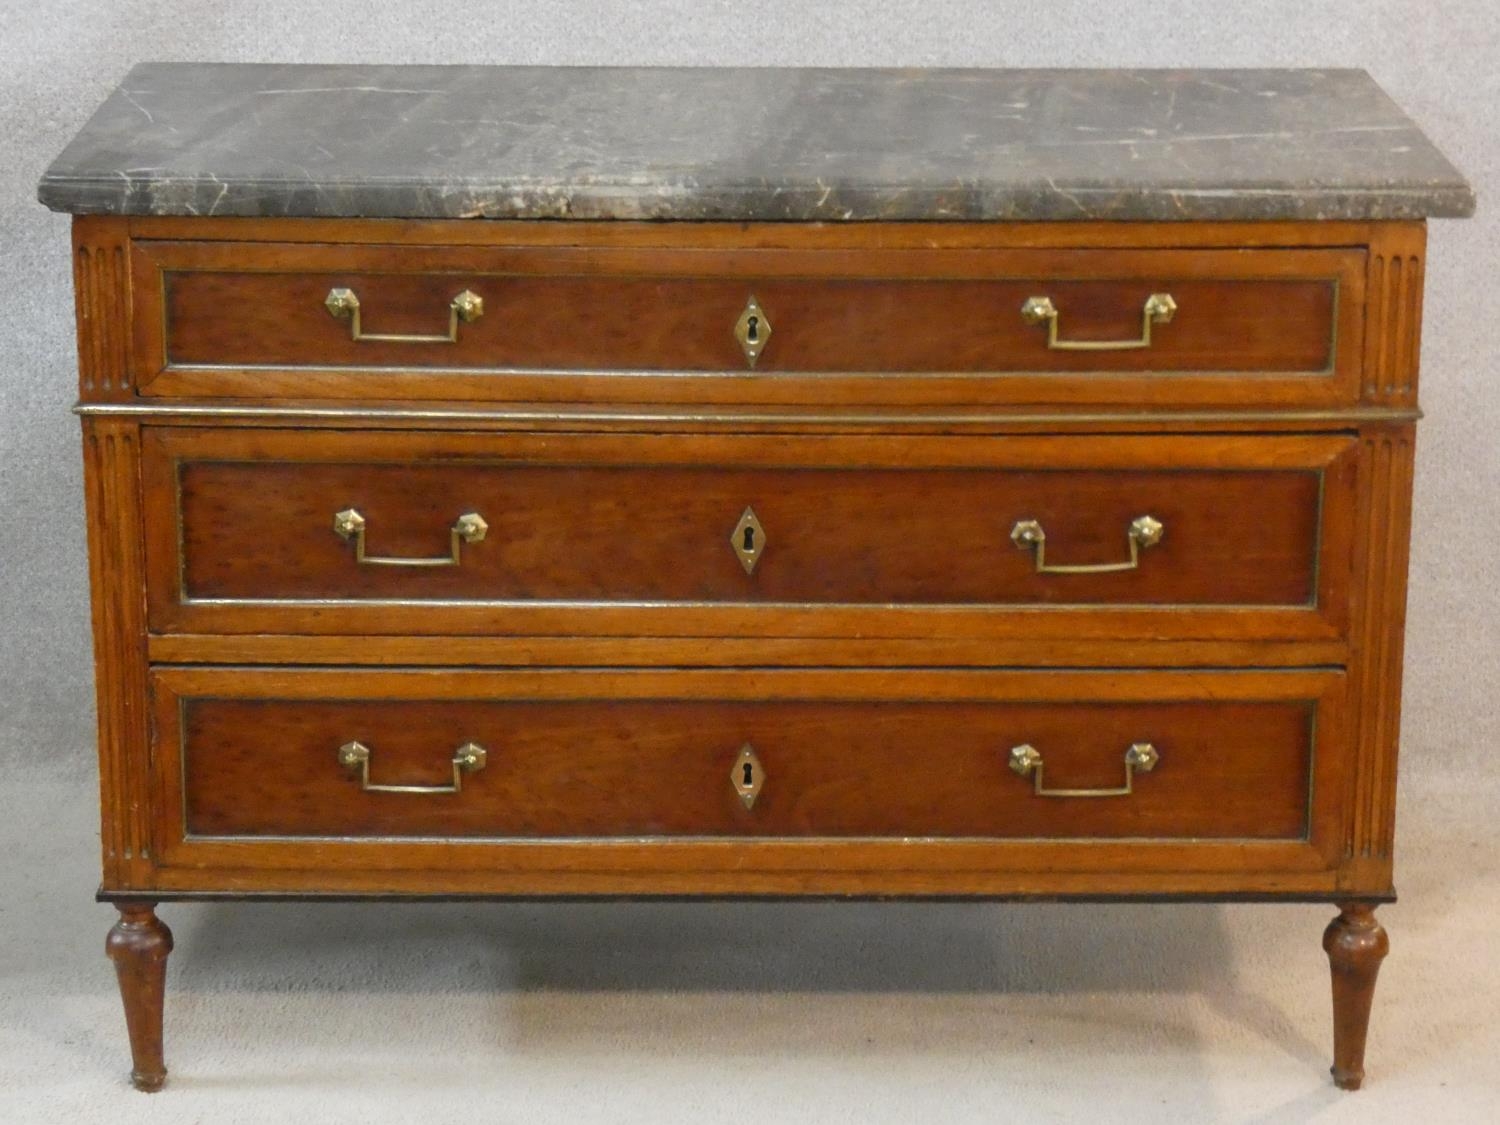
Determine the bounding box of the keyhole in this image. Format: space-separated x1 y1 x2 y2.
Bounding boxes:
745 315 759 344
742 526 757 554
742 762 755 788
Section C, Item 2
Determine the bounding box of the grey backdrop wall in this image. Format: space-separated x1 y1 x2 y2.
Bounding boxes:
10 0 1494 784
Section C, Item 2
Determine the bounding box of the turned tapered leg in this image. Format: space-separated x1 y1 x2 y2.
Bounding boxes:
106 903 173 1092
1322 902 1388 1090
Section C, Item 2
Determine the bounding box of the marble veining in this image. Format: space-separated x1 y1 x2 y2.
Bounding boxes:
38 64 1474 221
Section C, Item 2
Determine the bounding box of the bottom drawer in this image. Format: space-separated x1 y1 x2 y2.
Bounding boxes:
153 668 1334 843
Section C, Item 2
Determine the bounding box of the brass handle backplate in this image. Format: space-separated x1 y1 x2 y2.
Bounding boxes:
333 508 488 568
1010 514 1163 574
1021 292 1176 351
325 287 484 344
337 740 488 795
1008 742 1159 798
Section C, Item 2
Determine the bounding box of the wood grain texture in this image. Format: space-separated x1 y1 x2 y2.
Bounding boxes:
142 666 1351 896
174 457 1321 607
82 418 152 887
140 427 1357 644
179 695 1313 841
106 903 172 1092
130 234 1365 408
72 216 132 400
144 634 1352 669
65 211 1440 1092
123 215 1395 249
160 258 1337 374
1324 902 1389 1090
134 864 1351 898
1341 426 1416 893
77 401 1424 434
1363 224 1427 406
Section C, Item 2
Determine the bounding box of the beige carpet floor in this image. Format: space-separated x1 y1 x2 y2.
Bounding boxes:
1 773 1496 1124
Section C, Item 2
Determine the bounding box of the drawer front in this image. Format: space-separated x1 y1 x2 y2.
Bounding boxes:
132 239 1364 406
142 429 1357 642
155 668 1337 845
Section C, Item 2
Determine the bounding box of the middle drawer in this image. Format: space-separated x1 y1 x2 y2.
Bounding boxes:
142 428 1355 642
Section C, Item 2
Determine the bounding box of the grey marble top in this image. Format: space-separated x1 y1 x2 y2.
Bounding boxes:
38 64 1474 222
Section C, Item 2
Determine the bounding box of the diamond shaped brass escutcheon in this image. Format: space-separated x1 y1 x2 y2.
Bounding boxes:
732 744 764 810
733 296 772 367
731 506 766 575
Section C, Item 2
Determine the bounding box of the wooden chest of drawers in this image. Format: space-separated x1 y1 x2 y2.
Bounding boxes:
41 64 1472 1093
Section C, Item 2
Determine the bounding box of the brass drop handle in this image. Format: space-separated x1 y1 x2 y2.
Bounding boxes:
333 508 488 568
1010 514 1163 574
337 740 488 795
1009 742 1159 798
325 287 484 343
1021 292 1177 351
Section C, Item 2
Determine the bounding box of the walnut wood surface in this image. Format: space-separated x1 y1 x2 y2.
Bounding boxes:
105 904 172 1092
159 254 1336 373
1342 426 1416 892
144 634 1352 669
121 216 1396 248
130 236 1365 407
179 693 1313 841
1363 224 1427 409
141 427 1356 642
82 418 152 887
1324 903 1389 1090
146 665 1350 894
73 217 132 400
173 448 1320 606
68 213 1432 1092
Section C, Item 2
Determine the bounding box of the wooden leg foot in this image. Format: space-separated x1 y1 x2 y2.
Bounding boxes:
1323 902 1388 1090
106 903 173 1092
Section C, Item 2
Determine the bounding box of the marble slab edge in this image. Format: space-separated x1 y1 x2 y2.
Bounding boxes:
33 176 1478 222
37 64 1476 221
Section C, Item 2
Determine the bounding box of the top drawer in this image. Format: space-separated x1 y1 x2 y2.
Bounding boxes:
129 240 1364 407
